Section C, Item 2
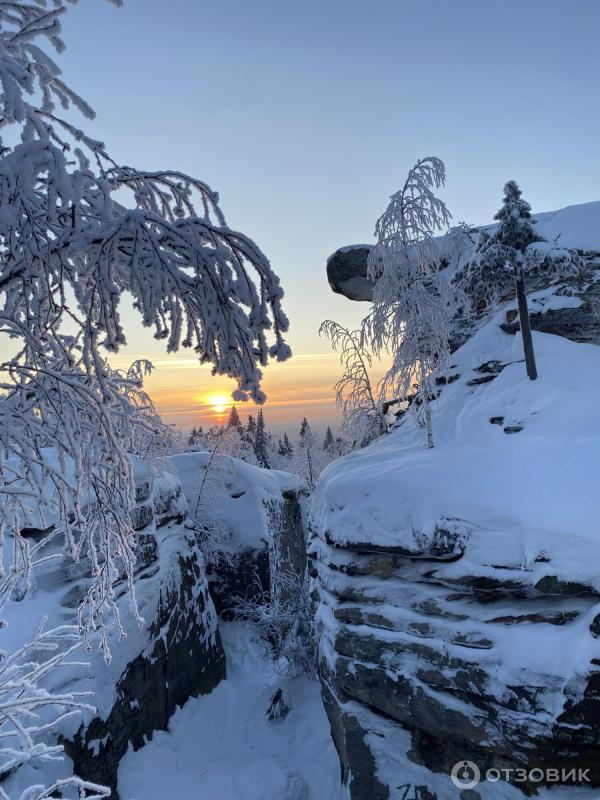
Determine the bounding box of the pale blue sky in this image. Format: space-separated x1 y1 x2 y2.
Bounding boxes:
56 0 600 429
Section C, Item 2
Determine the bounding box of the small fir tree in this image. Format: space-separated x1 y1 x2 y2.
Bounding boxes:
227 405 242 429
456 181 543 379
254 409 272 469
293 418 319 491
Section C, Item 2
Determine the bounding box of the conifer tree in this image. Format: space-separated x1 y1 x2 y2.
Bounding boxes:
227 405 242 429
254 409 271 469
294 418 318 491
188 425 203 446
278 433 293 457
457 181 540 378
456 181 540 309
323 426 335 454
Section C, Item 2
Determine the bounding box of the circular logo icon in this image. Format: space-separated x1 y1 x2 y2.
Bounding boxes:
451 760 481 790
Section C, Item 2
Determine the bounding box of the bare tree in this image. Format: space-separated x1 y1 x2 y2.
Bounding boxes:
362 157 462 448
319 320 386 447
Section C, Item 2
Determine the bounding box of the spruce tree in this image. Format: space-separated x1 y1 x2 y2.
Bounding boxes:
254 409 271 469
188 425 203 445
278 433 293 458
323 426 334 454
456 181 541 308
227 405 242 429
299 418 310 441
457 180 539 379
294 418 316 490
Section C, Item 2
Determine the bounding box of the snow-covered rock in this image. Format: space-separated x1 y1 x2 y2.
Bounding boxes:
166 452 304 617
4 467 225 799
310 283 600 797
327 200 600 303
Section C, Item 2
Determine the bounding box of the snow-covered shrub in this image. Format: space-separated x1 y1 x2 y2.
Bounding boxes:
523 240 582 282
231 572 316 677
291 419 328 493
0 620 109 800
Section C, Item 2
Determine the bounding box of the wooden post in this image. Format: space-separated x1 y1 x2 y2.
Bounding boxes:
514 260 538 381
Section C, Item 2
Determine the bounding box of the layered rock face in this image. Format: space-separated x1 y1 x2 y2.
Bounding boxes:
65 527 226 797
315 202 600 799
310 283 600 797
310 532 600 799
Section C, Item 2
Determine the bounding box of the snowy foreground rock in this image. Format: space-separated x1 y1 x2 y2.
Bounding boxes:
4 454 304 798
2 466 224 798
311 215 600 798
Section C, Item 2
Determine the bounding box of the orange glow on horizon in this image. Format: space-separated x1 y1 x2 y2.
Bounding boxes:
108 349 390 433
207 394 230 414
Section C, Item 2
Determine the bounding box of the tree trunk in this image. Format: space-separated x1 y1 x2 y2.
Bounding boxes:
419 359 434 449
514 264 538 381
424 399 434 449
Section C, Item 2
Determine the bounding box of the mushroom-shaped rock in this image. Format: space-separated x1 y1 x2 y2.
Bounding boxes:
326 245 374 302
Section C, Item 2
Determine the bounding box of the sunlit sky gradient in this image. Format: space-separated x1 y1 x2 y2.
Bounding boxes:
57 0 600 434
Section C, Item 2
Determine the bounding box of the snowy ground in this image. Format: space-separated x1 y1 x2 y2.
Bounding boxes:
118 621 341 800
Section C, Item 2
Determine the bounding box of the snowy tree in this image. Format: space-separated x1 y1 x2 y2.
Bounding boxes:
292 419 324 492
361 157 463 448
188 426 204 447
322 426 334 454
455 181 541 310
277 433 293 458
245 414 257 436
113 360 181 460
0 0 289 639
0 1 289 793
253 410 271 469
226 405 242 430
319 320 387 447
455 181 582 380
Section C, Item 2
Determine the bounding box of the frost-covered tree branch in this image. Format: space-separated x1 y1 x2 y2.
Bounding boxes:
319 320 386 447
0 618 110 800
0 0 290 641
0 1 289 794
361 157 464 448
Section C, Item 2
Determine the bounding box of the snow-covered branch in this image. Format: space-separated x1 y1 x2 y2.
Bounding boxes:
319 320 386 447
362 157 464 448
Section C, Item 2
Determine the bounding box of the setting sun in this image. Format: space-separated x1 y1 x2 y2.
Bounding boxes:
208 394 230 414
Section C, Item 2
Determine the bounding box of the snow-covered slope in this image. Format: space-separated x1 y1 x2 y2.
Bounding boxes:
310 282 600 798
528 200 600 251
311 315 600 584
166 451 296 553
119 621 340 800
